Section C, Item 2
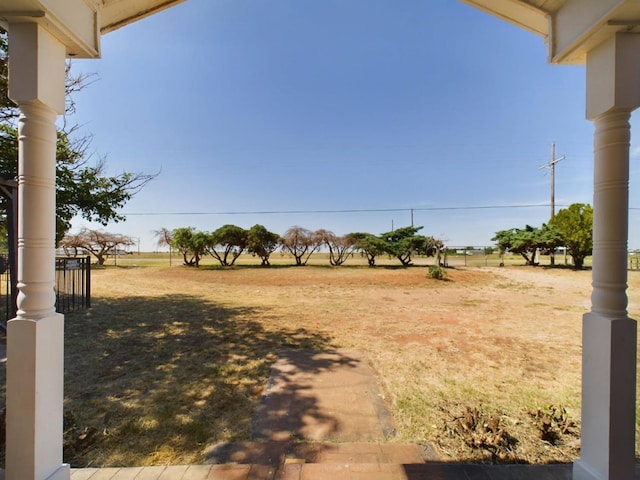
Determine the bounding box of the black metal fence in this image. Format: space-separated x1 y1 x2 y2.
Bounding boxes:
55 256 91 314
0 255 12 326
0 255 91 326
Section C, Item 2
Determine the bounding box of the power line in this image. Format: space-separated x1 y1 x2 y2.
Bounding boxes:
122 203 555 216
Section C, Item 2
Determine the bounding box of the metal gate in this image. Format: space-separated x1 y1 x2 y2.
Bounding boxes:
55 256 91 314
0 255 91 326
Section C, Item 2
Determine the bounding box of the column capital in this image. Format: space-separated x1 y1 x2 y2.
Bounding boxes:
586 32 640 120
8 22 66 114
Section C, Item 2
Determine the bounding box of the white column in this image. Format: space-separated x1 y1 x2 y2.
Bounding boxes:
6 23 70 480
573 108 637 480
573 33 640 480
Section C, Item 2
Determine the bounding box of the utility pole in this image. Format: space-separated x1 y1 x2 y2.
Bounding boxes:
539 142 565 219
411 208 414 227
539 143 565 266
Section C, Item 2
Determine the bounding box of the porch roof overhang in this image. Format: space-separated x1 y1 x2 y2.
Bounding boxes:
461 0 640 64
0 0 186 58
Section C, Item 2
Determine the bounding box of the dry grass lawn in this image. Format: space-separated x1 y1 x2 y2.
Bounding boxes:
4 258 640 467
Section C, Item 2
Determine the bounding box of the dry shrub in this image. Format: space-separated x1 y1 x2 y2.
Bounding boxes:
63 411 106 466
528 405 576 445
442 406 518 463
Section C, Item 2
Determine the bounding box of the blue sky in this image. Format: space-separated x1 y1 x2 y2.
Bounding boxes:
67 0 640 251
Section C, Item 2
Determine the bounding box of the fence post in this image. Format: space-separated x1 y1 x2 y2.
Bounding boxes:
85 256 91 309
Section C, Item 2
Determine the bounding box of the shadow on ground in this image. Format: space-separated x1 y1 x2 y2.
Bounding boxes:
39 294 334 467
252 350 359 442
252 350 394 442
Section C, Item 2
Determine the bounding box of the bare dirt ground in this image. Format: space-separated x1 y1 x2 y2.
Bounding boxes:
32 262 640 466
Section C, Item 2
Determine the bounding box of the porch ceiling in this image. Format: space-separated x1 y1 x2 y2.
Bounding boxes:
98 0 187 34
460 0 565 37
0 0 186 57
462 0 640 64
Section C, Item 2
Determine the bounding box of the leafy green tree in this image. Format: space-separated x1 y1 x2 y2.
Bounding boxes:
354 233 387 266
172 227 208 267
1 28 155 244
492 229 514 255
549 203 593 269
190 231 211 268
493 223 566 267
54 131 156 243
246 224 279 266
207 224 247 266
538 223 565 260
280 226 321 266
380 226 426 266
0 32 9 123
492 225 543 266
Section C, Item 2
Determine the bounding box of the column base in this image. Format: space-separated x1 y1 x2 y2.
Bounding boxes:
573 458 639 480
45 464 70 480
574 458 605 480
575 312 637 480
6 313 67 480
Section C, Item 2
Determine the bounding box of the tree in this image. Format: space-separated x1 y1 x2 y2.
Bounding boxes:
538 223 565 259
172 227 208 267
380 226 427 266
354 233 387 266
246 224 280 266
492 225 543 266
207 224 248 266
190 231 212 268
152 227 174 265
280 226 322 266
316 230 359 266
59 228 134 265
492 229 514 255
54 131 157 244
152 227 173 251
549 203 593 269
0 32 9 124
1 28 156 243
425 236 445 265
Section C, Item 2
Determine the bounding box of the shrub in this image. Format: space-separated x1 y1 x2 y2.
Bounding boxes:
427 265 447 280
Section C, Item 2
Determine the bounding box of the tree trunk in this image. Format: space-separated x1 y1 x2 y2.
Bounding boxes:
398 254 412 266
573 255 584 269
520 252 535 266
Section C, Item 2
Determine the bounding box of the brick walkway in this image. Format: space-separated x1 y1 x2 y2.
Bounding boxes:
252 350 394 443
10 350 640 479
